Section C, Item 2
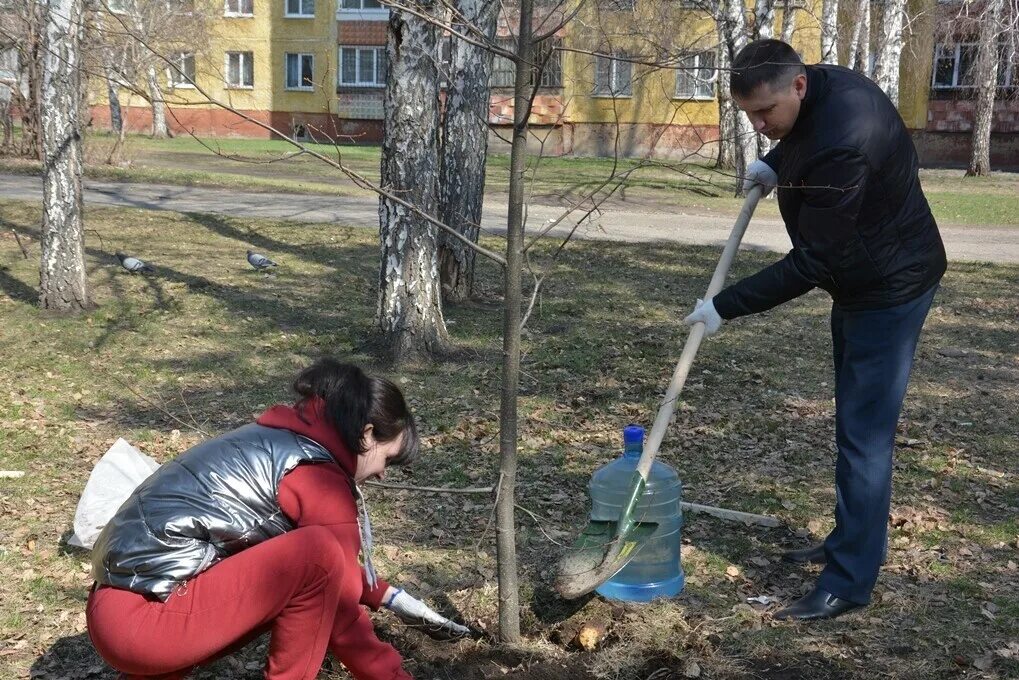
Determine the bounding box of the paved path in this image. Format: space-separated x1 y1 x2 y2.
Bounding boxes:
2 174 1015 263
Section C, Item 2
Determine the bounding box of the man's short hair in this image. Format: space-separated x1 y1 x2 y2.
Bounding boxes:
730 39 805 98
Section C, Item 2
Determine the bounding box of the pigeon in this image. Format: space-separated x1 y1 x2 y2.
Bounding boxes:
247 250 278 270
115 251 155 274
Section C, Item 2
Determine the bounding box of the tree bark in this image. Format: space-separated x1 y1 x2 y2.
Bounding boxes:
40 0 93 313
780 0 796 44
754 0 777 40
967 0 1002 176
847 0 870 74
377 0 450 360
820 0 839 64
719 0 756 194
873 0 906 105
715 38 735 170
106 68 123 134
23 2 45 160
495 0 533 644
147 65 169 138
438 0 498 303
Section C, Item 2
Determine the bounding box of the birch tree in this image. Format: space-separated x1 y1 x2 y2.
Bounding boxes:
718 0 757 193
873 0 906 105
846 0 870 74
967 0 1004 176
40 0 93 312
437 0 499 303
377 0 451 359
780 0 796 44
754 0 777 39
0 0 45 159
820 0 839 64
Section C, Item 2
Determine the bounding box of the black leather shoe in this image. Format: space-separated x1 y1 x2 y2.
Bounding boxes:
782 543 826 564
773 587 864 621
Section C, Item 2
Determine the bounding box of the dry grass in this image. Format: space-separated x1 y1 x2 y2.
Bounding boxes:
0 198 1016 679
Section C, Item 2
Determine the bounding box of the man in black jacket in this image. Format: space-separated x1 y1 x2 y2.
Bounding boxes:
683 39 946 620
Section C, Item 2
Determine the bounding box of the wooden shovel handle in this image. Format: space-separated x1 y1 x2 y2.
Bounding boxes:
636 186 763 479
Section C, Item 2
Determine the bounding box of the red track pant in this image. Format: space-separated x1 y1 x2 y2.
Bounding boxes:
86 526 366 680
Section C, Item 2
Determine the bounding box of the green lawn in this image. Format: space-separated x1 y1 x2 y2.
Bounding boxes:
3 131 1017 226
1 198 1017 679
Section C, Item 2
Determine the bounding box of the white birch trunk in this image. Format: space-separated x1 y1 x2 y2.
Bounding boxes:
720 0 757 193
967 0 1003 176
780 0 796 44
147 65 168 138
715 38 736 170
377 0 450 359
106 67 123 133
820 0 839 64
755 0 777 40
40 0 92 312
873 0 906 105
438 0 498 303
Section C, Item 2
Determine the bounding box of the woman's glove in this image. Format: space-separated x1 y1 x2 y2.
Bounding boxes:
683 298 723 337
383 588 477 641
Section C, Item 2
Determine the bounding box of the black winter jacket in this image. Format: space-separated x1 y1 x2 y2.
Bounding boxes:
713 65 946 319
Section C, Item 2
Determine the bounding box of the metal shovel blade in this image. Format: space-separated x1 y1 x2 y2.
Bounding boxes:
554 517 659 599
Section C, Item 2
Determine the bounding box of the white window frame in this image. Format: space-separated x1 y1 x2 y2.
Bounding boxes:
674 51 716 100
337 0 388 20
593 53 632 97
338 46 386 87
932 42 977 89
285 0 315 18
224 0 253 16
167 52 196 89
225 51 254 89
285 52 315 90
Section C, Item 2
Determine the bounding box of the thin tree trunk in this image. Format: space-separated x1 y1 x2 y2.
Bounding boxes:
495 0 532 644
377 0 450 360
105 67 123 134
147 65 169 138
754 0 777 40
438 0 498 303
715 38 735 170
720 0 756 194
873 0 906 105
24 3 45 160
40 0 92 312
780 0 796 44
820 0 839 64
967 0 1002 176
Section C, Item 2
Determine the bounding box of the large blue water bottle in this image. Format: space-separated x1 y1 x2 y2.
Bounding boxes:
592 425 684 602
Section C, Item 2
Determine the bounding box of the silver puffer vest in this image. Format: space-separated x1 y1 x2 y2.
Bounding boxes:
91 423 336 600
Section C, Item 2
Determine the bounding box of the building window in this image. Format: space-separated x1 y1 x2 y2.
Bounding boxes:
339 47 386 86
285 0 314 17
932 43 978 89
675 51 716 99
286 52 315 89
168 53 195 88
489 37 563 89
593 53 632 97
225 51 254 88
224 0 253 15
340 0 382 7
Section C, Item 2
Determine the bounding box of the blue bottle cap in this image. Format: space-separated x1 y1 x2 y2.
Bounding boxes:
623 425 644 446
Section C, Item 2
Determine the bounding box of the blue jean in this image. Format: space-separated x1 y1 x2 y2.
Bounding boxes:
817 284 938 604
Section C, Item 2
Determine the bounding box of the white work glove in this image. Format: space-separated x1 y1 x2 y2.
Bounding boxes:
383 587 478 641
683 298 723 337
742 159 778 197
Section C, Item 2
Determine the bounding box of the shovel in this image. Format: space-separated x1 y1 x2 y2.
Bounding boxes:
555 186 764 599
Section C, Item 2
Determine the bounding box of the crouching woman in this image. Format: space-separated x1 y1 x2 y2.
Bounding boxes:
86 358 421 680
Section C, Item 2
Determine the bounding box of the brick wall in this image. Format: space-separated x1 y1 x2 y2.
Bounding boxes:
926 98 1019 133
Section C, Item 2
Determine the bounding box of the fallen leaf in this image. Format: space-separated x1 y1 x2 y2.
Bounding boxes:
726 565 741 577
683 660 702 678
973 652 994 671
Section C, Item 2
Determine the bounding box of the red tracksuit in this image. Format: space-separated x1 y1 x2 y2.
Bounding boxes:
86 400 412 680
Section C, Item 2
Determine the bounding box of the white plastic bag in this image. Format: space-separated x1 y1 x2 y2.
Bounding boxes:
69 438 161 549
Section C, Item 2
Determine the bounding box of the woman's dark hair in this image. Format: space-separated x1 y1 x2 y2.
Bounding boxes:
730 39 805 98
293 358 419 466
